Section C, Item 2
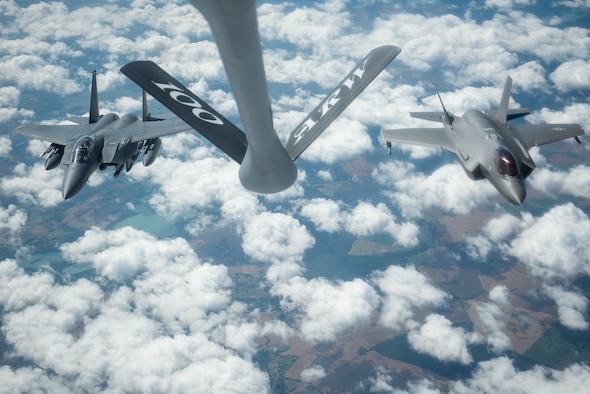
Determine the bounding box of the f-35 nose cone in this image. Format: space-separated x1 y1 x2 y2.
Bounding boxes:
506 182 526 205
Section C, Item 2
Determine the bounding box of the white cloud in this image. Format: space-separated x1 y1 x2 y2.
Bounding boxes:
301 365 327 383
508 203 590 280
0 135 12 158
408 314 480 365
300 198 419 247
485 0 533 8
452 357 590 394
543 285 589 330
529 165 590 200
271 276 379 343
0 162 64 207
300 198 344 232
242 211 315 269
297 118 374 164
550 59 590 92
373 265 448 330
489 285 510 306
374 161 497 217
0 224 272 392
0 203 27 235
475 302 512 353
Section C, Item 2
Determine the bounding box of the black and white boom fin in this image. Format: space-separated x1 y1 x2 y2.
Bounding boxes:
89 70 100 124
121 61 247 163
285 45 401 160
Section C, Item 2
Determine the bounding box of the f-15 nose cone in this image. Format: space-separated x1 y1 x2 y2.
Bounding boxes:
62 165 86 200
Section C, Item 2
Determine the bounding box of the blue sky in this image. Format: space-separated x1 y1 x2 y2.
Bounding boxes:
1 0 590 392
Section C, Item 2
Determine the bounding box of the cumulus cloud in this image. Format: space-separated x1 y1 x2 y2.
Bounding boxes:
271 276 379 343
300 198 419 247
0 135 12 158
0 203 27 235
373 161 497 217
489 285 510 306
0 162 64 207
301 365 327 383
550 59 590 92
408 314 481 365
543 285 589 330
465 204 590 281
508 203 590 280
373 265 448 330
0 224 272 392
452 357 590 393
475 302 512 353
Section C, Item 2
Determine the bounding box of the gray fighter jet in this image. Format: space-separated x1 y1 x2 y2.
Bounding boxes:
15 71 191 199
120 0 400 193
381 76 584 205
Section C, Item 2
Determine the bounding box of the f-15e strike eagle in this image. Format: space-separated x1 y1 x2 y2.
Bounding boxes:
15 71 191 199
381 76 584 205
121 0 400 194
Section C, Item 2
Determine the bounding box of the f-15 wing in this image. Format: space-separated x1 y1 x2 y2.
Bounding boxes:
14 124 92 146
125 118 193 143
512 123 584 150
381 128 456 153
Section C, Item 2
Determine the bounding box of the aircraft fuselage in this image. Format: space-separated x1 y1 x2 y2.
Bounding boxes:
59 113 146 199
445 110 530 205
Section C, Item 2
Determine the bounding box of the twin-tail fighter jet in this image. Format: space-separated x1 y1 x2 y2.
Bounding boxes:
381 76 584 205
15 71 191 199
121 0 400 194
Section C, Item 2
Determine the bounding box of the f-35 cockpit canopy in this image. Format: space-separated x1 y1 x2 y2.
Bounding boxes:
494 147 519 177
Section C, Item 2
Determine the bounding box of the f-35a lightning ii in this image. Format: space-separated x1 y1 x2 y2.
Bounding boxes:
15 71 191 199
120 0 400 194
381 76 584 205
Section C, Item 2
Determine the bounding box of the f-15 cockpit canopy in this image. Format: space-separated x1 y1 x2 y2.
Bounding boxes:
72 136 95 164
494 147 519 177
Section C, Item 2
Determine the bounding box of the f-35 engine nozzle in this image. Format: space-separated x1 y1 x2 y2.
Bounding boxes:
142 137 162 166
42 144 64 170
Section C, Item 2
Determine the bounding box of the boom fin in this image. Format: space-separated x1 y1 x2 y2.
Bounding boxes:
496 75 512 124
89 70 100 124
286 45 401 160
121 61 247 163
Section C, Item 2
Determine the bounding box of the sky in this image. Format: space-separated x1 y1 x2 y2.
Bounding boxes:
1 0 590 392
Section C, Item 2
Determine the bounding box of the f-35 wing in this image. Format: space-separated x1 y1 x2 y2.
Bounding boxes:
14 124 92 146
381 128 456 153
512 123 584 150
121 60 247 163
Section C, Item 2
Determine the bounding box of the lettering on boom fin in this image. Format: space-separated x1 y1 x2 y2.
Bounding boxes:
151 81 224 125
291 58 368 146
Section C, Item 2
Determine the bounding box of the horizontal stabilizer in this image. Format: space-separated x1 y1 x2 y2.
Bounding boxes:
120 61 247 163
485 108 531 122
409 111 454 124
286 45 401 160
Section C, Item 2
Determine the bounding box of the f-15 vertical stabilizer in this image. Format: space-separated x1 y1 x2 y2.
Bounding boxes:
89 70 100 124
285 45 401 160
